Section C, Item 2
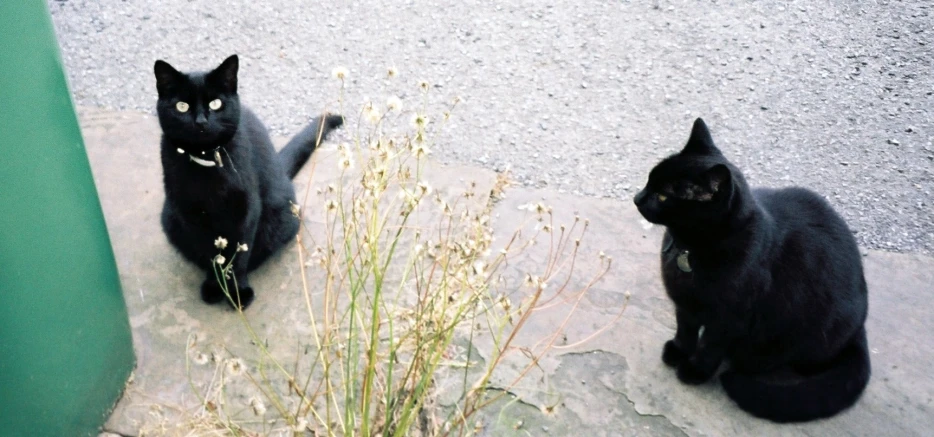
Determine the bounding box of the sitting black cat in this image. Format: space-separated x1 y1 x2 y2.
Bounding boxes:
154 55 341 309
633 118 870 422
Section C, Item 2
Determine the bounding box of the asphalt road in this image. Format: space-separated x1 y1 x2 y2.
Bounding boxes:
49 0 933 254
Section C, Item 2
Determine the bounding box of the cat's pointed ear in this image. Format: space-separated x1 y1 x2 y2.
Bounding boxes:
682 118 721 155
154 60 181 96
210 55 239 93
705 164 731 194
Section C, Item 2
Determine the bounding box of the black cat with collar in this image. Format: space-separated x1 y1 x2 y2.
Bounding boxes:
634 118 870 422
154 55 342 309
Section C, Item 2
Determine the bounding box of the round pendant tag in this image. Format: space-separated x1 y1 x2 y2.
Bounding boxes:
677 251 692 273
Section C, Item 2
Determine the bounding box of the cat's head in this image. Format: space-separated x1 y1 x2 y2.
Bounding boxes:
154 55 241 148
634 118 739 228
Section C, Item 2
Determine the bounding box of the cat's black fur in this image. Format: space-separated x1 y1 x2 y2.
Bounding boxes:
154 55 342 309
633 118 870 422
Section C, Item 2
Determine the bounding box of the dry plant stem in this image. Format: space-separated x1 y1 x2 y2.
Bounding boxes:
212 261 322 431
184 340 239 436
445 225 608 433
295 77 351 434
295 233 335 431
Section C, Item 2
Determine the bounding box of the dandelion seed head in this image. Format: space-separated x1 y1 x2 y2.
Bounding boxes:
413 144 430 158
363 102 381 124
471 260 486 277
386 95 403 112
225 358 245 376
237 243 249 252
339 156 354 171
214 255 226 265
249 396 266 416
191 351 209 366
214 237 228 249
416 181 432 196
331 66 348 80
411 113 428 128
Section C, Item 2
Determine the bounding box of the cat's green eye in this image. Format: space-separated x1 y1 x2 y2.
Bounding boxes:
175 101 189 113
209 99 223 110
657 193 668 202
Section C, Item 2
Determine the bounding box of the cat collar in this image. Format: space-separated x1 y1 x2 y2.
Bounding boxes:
176 147 223 168
663 237 693 273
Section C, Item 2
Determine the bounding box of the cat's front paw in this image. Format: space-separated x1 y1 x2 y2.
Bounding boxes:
227 286 255 310
677 358 716 385
662 340 687 367
200 280 226 304
200 280 255 309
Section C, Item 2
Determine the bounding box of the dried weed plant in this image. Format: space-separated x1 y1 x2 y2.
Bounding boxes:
168 68 623 437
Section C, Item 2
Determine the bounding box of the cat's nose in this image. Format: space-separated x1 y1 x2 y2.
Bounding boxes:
195 113 208 127
634 189 648 206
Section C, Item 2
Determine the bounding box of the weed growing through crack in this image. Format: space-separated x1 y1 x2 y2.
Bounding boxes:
174 68 624 437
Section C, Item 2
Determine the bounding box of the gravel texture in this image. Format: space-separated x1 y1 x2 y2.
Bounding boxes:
49 0 933 254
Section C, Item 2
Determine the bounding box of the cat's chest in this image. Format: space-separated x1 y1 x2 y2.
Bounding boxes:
168 169 253 216
659 234 723 304
661 248 696 295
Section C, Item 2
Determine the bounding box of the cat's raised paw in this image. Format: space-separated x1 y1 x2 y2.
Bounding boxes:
662 340 687 367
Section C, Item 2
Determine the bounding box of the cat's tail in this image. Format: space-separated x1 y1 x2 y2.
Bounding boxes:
720 327 871 423
279 114 344 179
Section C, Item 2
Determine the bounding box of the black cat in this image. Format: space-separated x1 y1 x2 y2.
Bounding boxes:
633 118 870 422
154 55 342 309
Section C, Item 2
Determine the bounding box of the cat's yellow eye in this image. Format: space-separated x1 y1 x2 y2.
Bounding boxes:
657 193 668 202
209 99 223 110
175 101 189 113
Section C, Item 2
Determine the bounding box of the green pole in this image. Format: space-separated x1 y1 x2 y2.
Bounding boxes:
0 2 135 436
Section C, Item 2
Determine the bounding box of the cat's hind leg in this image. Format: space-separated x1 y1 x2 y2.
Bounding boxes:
247 206 300 272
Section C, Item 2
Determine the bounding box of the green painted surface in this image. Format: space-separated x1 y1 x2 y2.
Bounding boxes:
0 2 136 436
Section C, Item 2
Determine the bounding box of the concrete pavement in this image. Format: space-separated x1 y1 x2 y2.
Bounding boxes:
81 108 933 436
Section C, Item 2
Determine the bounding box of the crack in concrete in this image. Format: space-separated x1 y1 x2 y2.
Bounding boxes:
558 349 691 435
561 348 614 357
484 386 542 411
615 388 690 437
